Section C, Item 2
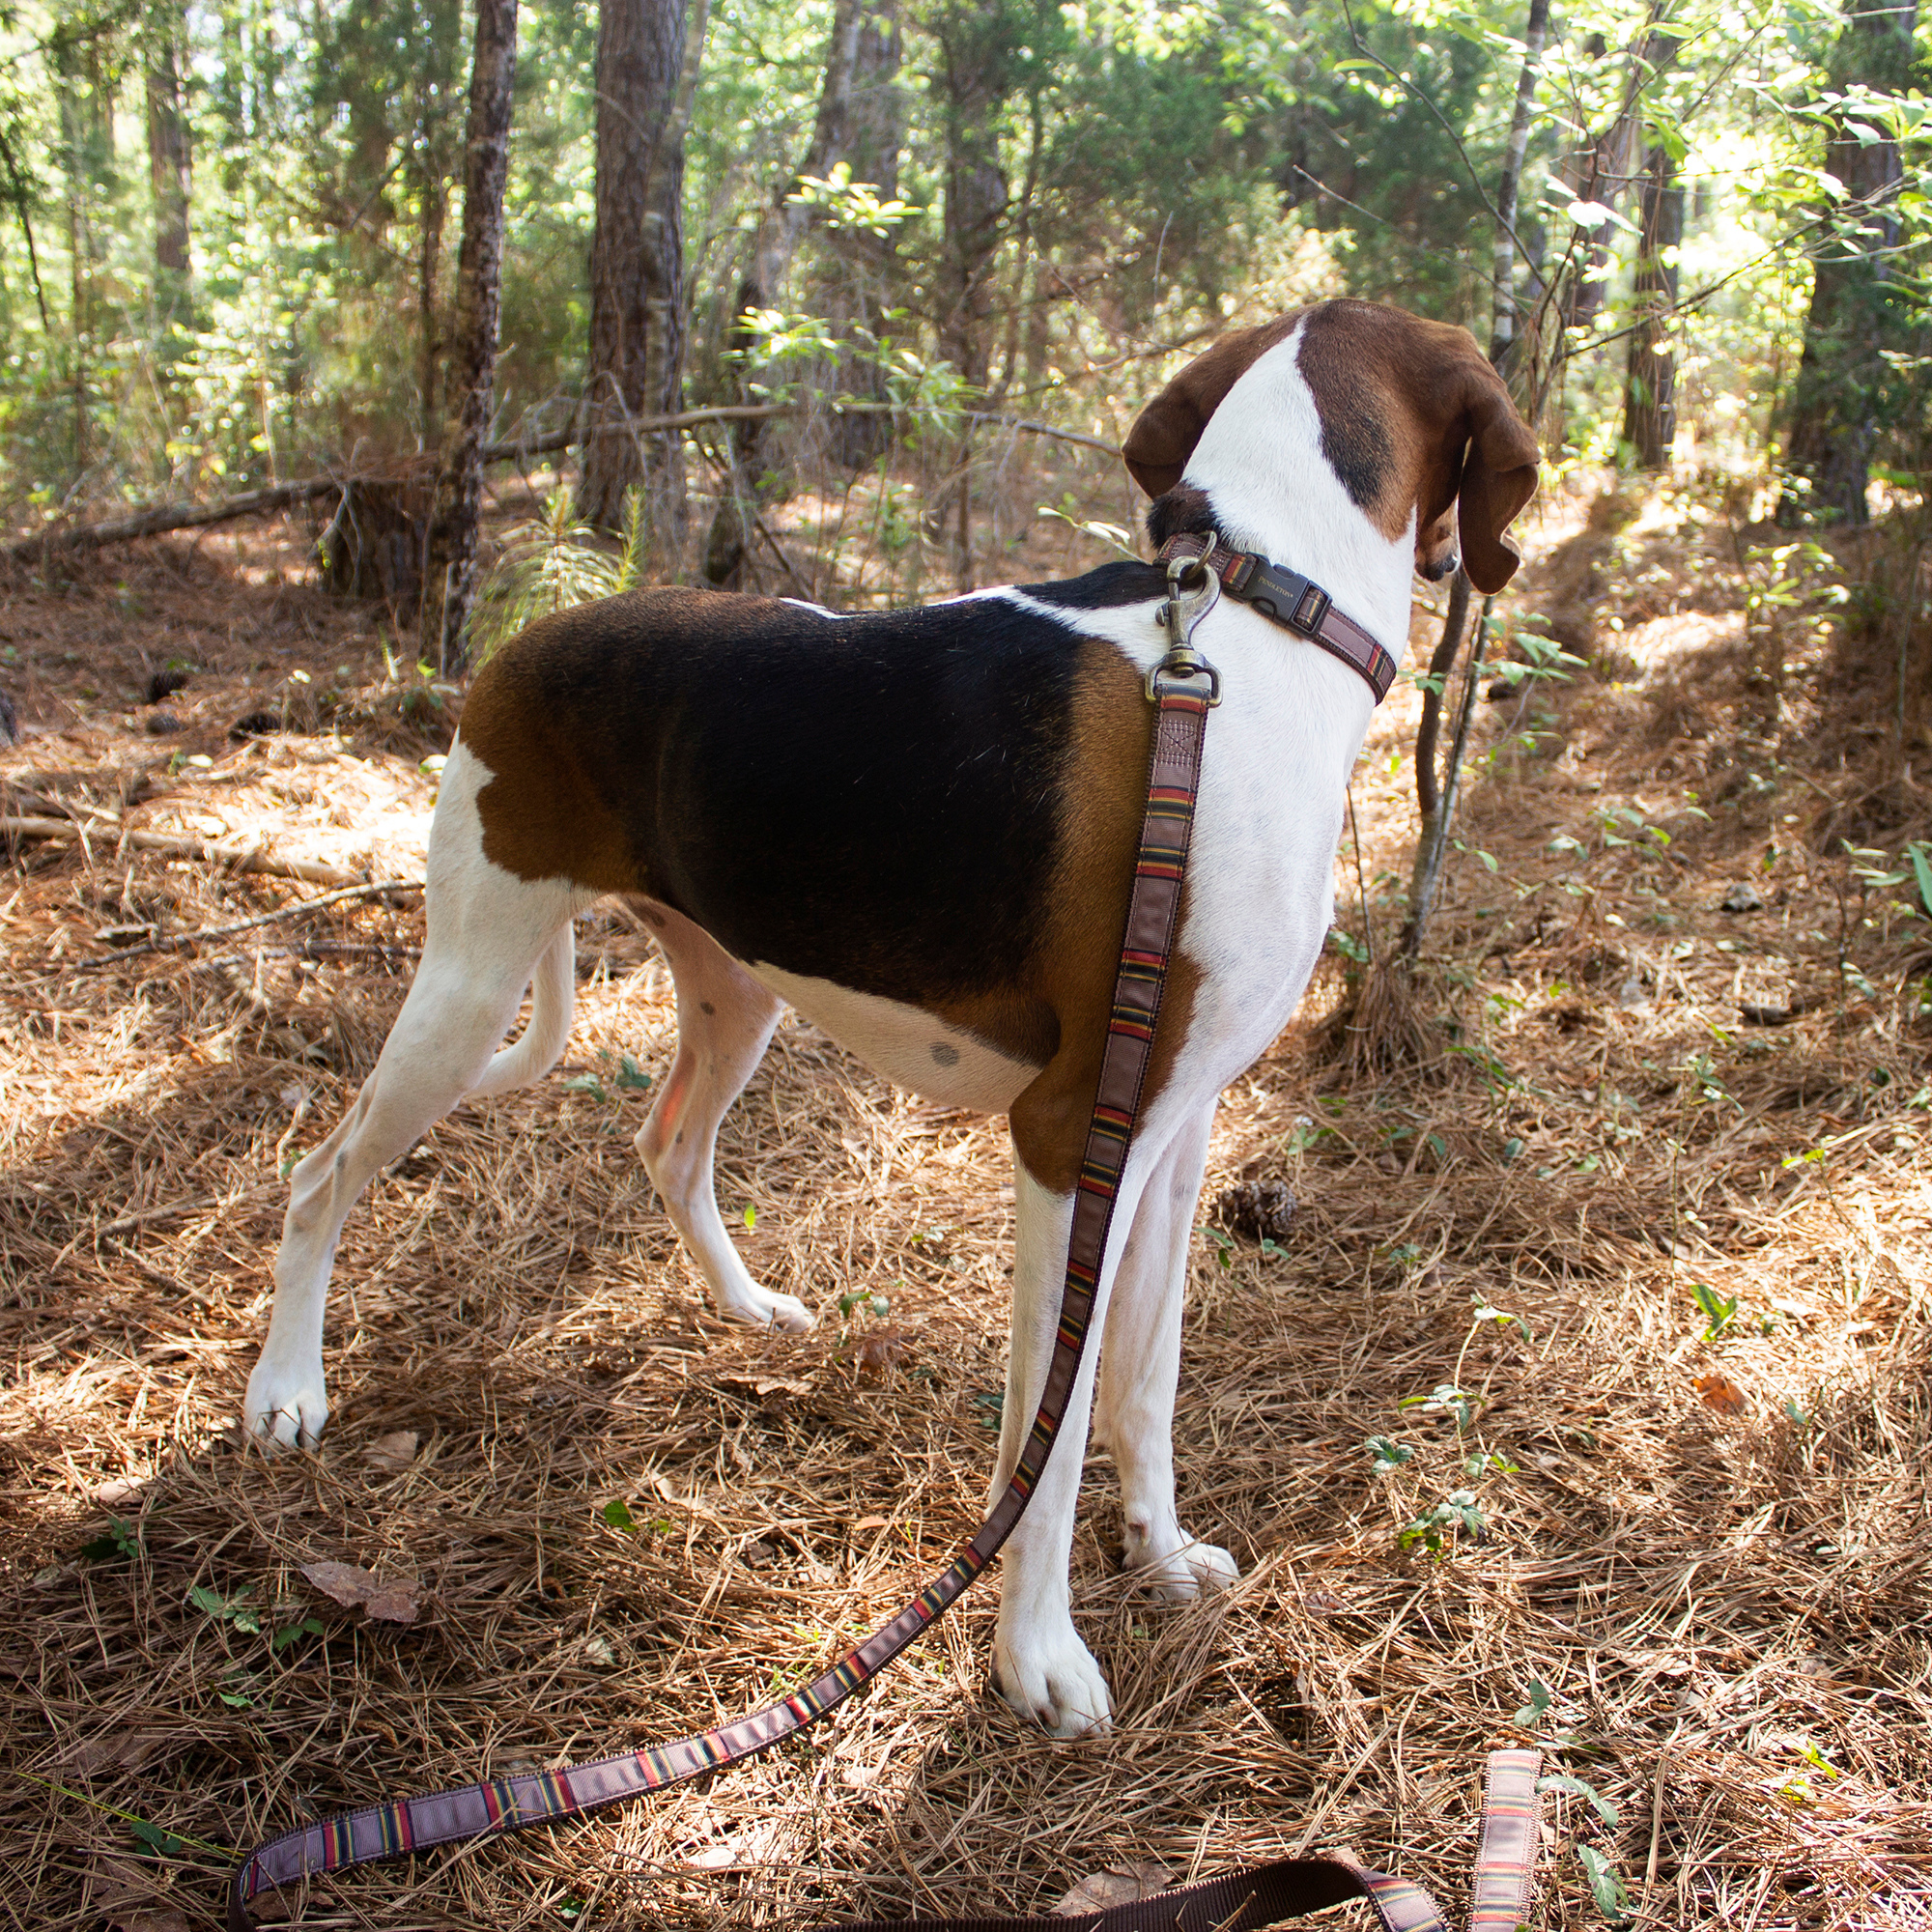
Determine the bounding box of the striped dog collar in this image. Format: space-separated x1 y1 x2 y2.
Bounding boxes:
1157 532 1399 702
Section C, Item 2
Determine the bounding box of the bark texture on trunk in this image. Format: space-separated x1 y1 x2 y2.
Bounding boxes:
704 0 902 585
426 0 520 670
145 0 192 310
580 0 698 541
1488 0 1548 373
934 10 1011 391
1781 0 1918 528
932 2 1021 591
1621 140 1682 470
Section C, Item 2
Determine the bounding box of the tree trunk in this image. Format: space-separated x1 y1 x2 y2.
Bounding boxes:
1621 141 1682 470
833 0 905 468
1780 0 1918 529
935 12 1010 391
932 3 1018 591
1488 0 1548 373
425 0 520 671
145 0 191 320
705 0 867 586
580 0 700 544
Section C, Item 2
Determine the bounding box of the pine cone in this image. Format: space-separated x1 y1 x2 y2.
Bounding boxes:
1217 1178 1295 1243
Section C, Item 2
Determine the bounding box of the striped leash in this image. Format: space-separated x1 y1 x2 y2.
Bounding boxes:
229 570 1542 1930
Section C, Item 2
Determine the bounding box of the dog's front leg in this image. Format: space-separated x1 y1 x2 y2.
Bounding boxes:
988 1151 1152 1738
1093 1099 1239 1600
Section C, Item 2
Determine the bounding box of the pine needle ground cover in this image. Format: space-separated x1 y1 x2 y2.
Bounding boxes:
3 486 1929 1930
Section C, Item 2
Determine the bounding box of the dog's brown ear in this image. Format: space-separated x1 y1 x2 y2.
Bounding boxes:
1122 318 1296 497
1456 364 1540 593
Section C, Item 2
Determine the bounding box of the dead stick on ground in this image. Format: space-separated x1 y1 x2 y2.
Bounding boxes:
73 876 424 968
1 815 359 887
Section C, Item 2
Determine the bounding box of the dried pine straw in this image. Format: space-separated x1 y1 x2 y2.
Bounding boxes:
4 503 1932 1931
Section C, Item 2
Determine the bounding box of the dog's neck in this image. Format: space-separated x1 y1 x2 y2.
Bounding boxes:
1148 322 1419 663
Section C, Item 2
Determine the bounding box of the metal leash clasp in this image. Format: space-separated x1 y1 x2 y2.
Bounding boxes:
1148 548 1223 703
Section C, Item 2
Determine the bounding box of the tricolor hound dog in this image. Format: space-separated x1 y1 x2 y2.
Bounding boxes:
245 298 1538 1736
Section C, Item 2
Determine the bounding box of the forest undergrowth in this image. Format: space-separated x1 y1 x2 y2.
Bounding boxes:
2 464 1931 1930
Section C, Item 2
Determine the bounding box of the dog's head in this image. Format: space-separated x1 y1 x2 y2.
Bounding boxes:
1122 300 1540 593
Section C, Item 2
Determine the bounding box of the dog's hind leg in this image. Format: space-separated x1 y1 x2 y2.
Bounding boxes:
631 901 813 1334
246 744 589 1449
1093 1098 1238 1602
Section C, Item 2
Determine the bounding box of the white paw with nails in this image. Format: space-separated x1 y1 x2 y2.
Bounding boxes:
993 1616 1113 1738
1125 1523 1240 1601
724 1290 815 1335
244 1354 329 1450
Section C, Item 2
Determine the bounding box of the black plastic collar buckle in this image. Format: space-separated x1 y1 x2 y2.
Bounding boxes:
1289 582 1331 636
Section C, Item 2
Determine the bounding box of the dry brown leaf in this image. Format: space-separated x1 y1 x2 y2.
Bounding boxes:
301 1559 379 1607
1694 1372 1747 1415
365 1429 418 1471
855 1326 910 1373
62 1731 165 1774
109 1911 191 1932
301 1560 420 1622
362 1579 421 1624
1054 1862 1174 1916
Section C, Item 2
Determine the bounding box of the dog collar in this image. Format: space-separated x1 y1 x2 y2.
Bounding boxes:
1156 532 1398 703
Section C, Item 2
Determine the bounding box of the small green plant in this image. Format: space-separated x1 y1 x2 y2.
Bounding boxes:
189 1583 264 1634
79 1518 139 1563
1198 1224 1236 1270
1690 1280 1740 1340
1540 1771 1621 1827
1577 1843 1632 1922
1513 1678 1554 1726
1400 1382 1480 1431
469 485 648 662
188 1583 322 1652
1399 1488 1485 1556
1364 1435 1414 1474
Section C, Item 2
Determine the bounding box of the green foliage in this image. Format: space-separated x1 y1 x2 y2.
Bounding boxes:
468 486 647 661
1577 1843 1633 1922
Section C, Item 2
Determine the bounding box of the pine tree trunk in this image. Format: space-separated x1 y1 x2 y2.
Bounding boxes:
933 5 1016 591
705 0 867 587
1488 0 1548 373
426 0 520 671
1780 0 1918 528
580 0 698 544
145 0 191 318
1621 142 1682 470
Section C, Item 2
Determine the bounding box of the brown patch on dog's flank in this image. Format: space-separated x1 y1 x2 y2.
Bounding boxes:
459 656 640 893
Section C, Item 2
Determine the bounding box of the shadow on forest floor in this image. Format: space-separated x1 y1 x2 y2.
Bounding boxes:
3 473 1930 1929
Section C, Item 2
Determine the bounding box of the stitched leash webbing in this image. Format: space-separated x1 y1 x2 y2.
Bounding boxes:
225 659 1541 1932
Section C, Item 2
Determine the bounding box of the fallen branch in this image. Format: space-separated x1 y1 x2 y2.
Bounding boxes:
1 479 343 562
1 815 359 887
3 407 1123 562
74 876 423 969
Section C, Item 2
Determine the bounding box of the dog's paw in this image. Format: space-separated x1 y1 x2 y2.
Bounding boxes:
244 1354 329 1452
720 1287 815 1335
992 1619 1112 1738
1124 1521 1240 1602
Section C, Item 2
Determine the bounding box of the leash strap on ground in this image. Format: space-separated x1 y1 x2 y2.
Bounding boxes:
1155 532 1399 702
226 664 1215 1930
834 1748 1543 1932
